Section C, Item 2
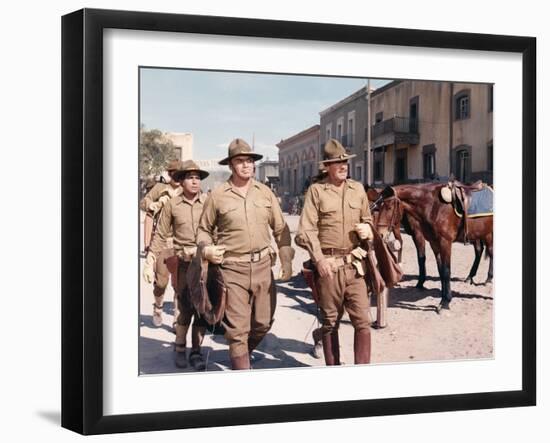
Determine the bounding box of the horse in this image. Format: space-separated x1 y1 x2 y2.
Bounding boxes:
371 183 493 312
368 186 493 288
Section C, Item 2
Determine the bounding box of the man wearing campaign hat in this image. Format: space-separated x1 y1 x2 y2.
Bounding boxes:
145 160 211 370
197 138 295 370
296 139 374 366
141 159 183 327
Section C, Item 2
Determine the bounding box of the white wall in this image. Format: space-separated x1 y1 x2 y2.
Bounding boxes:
1 0 546 441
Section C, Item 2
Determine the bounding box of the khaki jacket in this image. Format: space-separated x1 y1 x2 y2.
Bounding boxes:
148 192 206 256
139 182 181 213
295 178 373 263
197 179 291 253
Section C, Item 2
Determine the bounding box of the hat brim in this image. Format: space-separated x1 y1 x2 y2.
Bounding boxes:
173 169 209 181
219 152 263 165
320 153 356 164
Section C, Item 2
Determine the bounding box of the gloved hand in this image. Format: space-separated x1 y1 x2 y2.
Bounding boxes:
142 252 156 284
158 195 171 205
354 223 374 240
182 246 197 261
148 201 162 214
350 246 368 260
277 246 295 281
203 245 226 264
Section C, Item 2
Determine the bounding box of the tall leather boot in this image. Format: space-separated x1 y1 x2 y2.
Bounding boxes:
189 326 207 371
354 329 371 364
230 352 251 370
174 324 189 368
322 331 341 366
247 335 263 355
152 285 165 327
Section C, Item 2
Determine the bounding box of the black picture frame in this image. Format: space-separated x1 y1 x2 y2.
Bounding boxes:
61 8 536 435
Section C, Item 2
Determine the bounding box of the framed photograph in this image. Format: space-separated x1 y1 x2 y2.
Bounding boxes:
62 8 536 435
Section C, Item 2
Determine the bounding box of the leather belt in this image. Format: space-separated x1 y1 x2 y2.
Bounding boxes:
321 247 353 256
223 246 271 263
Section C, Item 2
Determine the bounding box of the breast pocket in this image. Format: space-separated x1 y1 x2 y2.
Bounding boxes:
253 200 272 225
173 211 187 229
348 199 363 223
319 199 339 227
218 205 239 230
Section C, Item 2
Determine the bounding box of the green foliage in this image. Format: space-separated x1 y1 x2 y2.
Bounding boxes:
139 128 177 179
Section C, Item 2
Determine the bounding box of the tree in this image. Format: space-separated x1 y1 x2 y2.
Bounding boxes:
139 127 177 180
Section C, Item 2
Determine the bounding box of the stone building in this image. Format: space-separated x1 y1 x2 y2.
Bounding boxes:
277 125 320 198
369 80 493 185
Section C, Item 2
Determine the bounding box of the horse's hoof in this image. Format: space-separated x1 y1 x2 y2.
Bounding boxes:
415 283 426 290
435 302 450 314
371 321 387 330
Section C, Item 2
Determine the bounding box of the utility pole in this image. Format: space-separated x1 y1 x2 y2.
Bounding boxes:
366 78 372 186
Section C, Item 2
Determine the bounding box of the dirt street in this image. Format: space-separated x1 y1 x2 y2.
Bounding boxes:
139 214 493 374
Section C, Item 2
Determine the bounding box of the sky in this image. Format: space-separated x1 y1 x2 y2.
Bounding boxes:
140 68 390 161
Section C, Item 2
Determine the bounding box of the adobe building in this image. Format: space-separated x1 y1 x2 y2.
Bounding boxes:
165 132 193 161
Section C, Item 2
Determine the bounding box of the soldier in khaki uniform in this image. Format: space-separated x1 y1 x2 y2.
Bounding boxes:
295 139 374 366
197 138 295 370
141 159 182 327
145 160 210 370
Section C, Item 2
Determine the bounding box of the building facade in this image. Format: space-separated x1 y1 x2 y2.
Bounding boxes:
319 86 370 183
165 132 193 161
277 125 320 198
257 159 279 191
369 80 493 185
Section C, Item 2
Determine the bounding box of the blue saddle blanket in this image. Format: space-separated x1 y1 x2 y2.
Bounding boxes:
467 185 493 217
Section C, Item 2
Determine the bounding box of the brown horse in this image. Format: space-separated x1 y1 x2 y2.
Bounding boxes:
368 186 493 288
373 183 493 312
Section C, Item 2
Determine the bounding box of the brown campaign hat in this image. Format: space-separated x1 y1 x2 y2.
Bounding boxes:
173 159 210 181
166 159 183 171
218 138 263 165
320 139 356 164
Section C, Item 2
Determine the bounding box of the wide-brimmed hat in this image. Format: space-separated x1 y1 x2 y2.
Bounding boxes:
218 138 263 165
166 159 183 171
173 159 210 181
320 139 356 164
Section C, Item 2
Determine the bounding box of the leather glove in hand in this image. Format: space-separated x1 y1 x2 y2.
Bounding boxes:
182 246 197 261
203 245 226 264
354 223 374 240
277 246 295 281
142 252 156 284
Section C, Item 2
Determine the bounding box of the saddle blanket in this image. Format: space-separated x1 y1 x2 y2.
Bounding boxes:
466 185 493 218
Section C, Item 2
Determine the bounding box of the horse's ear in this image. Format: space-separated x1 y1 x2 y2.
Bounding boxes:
381 186 395 199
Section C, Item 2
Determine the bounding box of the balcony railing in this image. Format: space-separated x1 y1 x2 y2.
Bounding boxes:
372 116 418 138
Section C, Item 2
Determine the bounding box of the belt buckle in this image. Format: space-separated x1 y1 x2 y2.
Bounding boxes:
251 250 261 263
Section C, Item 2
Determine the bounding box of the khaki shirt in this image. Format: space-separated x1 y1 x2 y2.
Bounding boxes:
149 192 206 256
139 182 181 213
197 179 290 254
295 178 373 263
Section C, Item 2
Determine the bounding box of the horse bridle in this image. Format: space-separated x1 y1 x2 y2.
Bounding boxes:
370 195 401 242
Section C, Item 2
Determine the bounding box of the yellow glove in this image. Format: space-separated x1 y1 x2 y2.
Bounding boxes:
148 201 162 214
203 245 226 264
142 252 156 284
182 246 197 261
277 246 295 281
354 223 374 240
158 195 171 205
351 246 368 260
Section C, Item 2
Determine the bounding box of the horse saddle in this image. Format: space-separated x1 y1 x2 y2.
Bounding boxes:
439 180 492 242
187 242 227 325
